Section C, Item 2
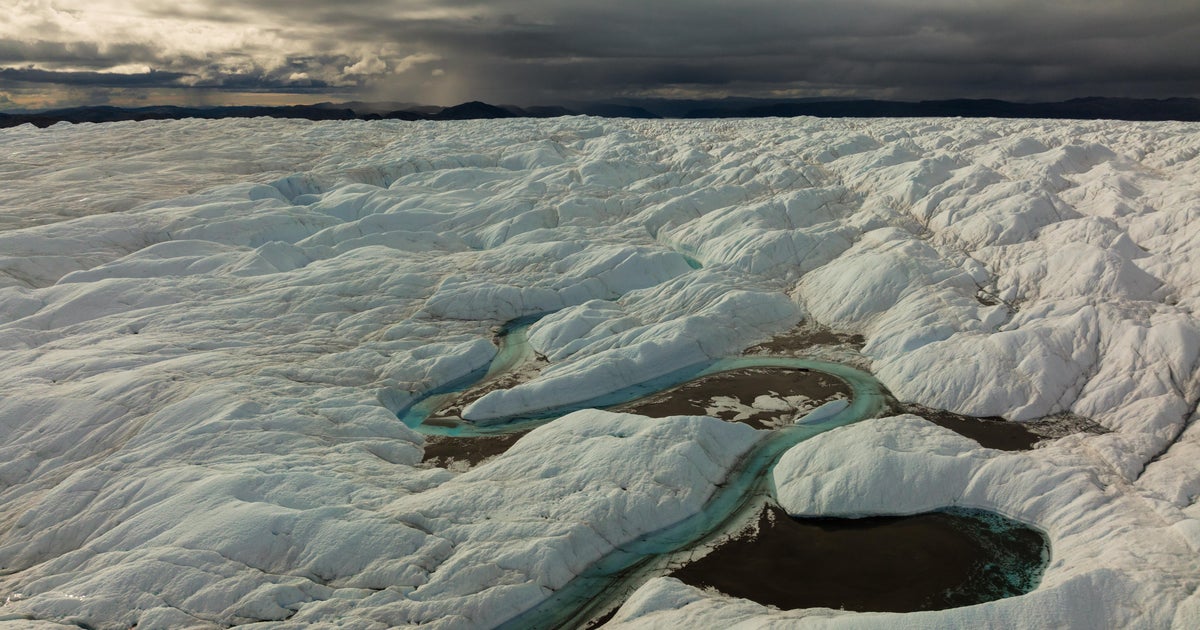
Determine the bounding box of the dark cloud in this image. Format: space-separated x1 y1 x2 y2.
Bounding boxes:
265 0 1200 102
0 64 332 93
0 66 192 87
2 0 1199 108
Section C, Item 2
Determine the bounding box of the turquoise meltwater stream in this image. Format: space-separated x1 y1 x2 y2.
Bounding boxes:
397 319 1026 628
491 357 889 629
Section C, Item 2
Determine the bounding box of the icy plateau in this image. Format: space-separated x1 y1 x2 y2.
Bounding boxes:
1 115 1199 628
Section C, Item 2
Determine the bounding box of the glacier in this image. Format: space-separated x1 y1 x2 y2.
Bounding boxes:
1 115 1199 628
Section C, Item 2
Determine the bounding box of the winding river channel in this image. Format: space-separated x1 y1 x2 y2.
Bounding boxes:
398 318 1047 628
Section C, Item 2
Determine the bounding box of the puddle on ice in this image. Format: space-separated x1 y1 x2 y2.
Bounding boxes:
670 504 1048 613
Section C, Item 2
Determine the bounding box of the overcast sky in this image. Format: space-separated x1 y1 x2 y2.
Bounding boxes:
2 0 1199 110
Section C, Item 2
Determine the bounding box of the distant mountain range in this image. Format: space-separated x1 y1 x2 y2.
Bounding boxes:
4 97 1200 129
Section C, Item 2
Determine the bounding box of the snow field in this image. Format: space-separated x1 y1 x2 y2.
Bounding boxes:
1 115 1199 627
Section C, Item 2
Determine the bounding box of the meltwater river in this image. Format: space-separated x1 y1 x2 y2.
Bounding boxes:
397 318 1047 628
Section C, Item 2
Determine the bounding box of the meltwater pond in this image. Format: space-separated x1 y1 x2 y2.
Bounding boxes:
418 364 847 468
670 504 1049 613
614 367 850 430
418 365 849 468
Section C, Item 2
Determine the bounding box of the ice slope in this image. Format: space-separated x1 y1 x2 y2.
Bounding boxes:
1 115 1199 628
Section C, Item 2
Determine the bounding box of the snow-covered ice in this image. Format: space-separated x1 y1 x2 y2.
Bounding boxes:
1 115 1199 628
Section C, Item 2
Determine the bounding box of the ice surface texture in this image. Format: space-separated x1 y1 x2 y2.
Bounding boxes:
1 116 1199 628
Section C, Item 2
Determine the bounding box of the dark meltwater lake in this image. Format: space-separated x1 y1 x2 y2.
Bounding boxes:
670 504 1048 613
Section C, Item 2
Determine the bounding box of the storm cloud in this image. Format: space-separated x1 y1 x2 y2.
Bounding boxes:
0 66 192 87
2 0 1198 108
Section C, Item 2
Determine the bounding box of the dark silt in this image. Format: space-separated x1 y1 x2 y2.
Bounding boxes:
421 431 529 468
744 328 866 355
903 404 1040 451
